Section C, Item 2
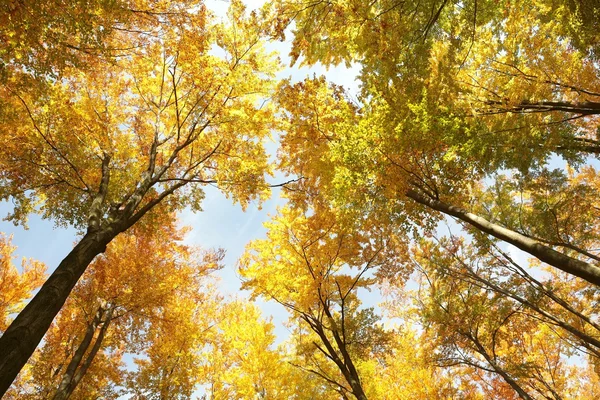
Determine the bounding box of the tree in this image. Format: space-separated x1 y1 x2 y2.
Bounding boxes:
4 0 600 396
410 234 599 399
240 204 405 400
0 0 279 391
270 0 600 286
125 257 220 399
274 74 600 286
364 328 459 400
272 0 599 135
6 219 221 399
200 300 331 400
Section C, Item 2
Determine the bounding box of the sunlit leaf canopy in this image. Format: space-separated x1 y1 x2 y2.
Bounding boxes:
1 0 277 229
1 0 600 399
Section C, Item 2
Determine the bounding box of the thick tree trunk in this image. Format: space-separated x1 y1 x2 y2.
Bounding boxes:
405 190 600 286
0 229 114 395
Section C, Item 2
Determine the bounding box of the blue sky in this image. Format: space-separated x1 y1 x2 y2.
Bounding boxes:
3 2 592 399
1 0 539 344
1 0 363 344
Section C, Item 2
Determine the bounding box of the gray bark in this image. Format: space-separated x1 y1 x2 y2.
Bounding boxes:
405 189 600 286
53 305 115 400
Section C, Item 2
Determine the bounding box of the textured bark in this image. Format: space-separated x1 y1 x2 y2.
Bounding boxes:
406 190 600 286
52 308 102 400
53 305 114 400
485 100 600 115
0 229 115 394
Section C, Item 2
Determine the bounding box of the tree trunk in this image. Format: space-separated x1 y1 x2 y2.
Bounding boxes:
405 190 600 286
330 327 367 400
0 229 114 395
471 337 533 400
53 307 103 399
53 304 114 400
308 317 368 400
485 100 600 115
557 143 600 155
316 308 368 400
349 381 368 400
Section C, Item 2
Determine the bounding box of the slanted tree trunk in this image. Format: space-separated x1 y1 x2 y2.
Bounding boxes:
467 333 533 400
0 228 116 394
405 189 600 286
325 319 367 400
309 320 368 400
53 304 115 400
0 149 185 393
484 100 600 115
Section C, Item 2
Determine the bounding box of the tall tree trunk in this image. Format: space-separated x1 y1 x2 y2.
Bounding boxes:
405 190 600 286
53 304 114 400
0 229 114 394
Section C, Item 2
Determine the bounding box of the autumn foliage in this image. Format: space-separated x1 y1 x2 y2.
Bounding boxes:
1 0 600 399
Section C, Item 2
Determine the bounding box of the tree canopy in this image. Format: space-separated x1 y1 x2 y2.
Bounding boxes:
1 0 600 398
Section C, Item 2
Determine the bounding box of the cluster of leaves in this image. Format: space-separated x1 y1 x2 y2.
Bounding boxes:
2 0 600 398
261 0 600 398
0 234 46 333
